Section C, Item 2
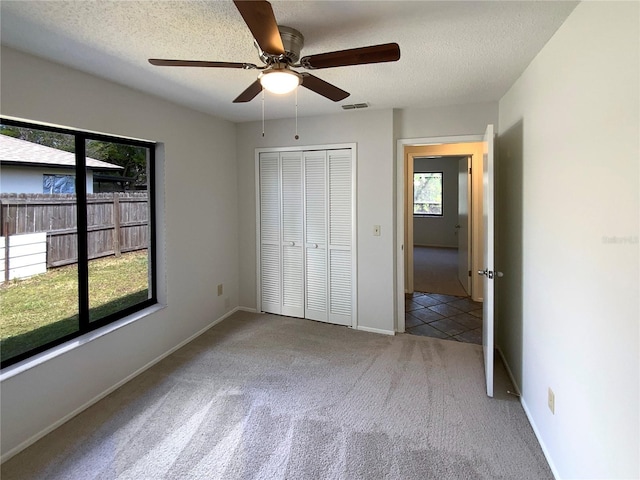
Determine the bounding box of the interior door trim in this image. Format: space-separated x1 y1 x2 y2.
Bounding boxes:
395 134 483 333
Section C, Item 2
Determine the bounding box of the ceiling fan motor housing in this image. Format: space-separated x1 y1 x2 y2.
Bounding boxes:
257 25 304 64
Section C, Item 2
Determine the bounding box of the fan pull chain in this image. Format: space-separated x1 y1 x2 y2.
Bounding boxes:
295 88 299 140
261 89 265 137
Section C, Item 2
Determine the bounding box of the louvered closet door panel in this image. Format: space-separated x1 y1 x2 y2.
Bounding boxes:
281 153 303 244
329 150 352 248
280 152 304 317
259 153 281 314
305 248 327 321
304 151 328 322
329 249 351 325
328 149 353 325
261 244 281 313
304 152 327 245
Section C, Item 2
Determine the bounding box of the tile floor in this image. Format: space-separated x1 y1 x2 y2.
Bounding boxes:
405 292 483 344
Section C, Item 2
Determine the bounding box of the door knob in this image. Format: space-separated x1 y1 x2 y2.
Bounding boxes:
478 269 493 279
478 269 504 279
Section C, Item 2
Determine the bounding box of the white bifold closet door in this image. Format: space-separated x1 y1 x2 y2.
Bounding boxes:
327 149 352 326
259 151 305 318
258 148 353 327
258 152 282 315
281 152 305 317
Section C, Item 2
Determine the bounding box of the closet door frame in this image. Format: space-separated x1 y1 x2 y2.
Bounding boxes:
255 143 357 328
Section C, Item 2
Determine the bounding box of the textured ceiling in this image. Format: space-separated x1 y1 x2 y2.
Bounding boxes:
0 1 577 123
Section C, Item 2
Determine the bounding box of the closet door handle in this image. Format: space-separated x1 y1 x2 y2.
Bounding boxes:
313 243 318 248
289 241 295 246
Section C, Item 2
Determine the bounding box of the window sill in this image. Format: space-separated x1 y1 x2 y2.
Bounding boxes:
413 214 444 218
0 303 166 382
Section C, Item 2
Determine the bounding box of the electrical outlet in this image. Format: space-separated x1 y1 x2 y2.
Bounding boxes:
548 388 555 414
217 284 223 296
373 225 381 236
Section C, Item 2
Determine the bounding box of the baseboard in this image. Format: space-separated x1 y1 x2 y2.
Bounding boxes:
0 306 241 464
236 306 257 313
495 347 559 478
520 398 561 480
356 325 396 336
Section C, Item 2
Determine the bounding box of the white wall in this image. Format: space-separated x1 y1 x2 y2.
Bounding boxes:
413 157 459 248
237 109 395 333
394 102 498 139
497 2 639 478
0 165 94 193
238 104 497 335
0 47 239 458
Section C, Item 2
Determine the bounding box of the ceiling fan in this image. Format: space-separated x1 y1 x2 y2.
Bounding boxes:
149 0 401 103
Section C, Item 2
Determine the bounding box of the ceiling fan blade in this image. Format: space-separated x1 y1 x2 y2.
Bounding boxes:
300 43 400 70
301 73 350 102
233 79 263 103
149 59 257 69
233 0 285 56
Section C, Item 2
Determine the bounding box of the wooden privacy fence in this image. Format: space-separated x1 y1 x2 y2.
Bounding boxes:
0 193 149 268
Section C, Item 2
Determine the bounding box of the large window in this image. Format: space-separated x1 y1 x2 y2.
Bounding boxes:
0 118 157 368
413 172 443 216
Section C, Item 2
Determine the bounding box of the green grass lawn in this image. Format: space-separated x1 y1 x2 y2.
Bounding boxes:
1 250 149 362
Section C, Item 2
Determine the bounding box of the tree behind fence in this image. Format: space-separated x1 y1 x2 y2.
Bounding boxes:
0 193 148 267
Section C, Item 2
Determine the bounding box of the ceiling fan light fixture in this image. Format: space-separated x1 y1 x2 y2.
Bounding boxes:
259 68 301 95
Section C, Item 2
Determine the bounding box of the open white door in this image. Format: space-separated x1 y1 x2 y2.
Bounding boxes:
457 156 471 295
480 125 495 397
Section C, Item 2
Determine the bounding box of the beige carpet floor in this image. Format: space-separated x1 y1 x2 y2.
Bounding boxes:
1 311 551 479
413 246 468 297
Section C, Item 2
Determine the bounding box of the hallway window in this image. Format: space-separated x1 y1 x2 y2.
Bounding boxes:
413 172 443 215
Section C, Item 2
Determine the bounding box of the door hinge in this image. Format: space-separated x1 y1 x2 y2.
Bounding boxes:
468 167 471 174
468 270 471 277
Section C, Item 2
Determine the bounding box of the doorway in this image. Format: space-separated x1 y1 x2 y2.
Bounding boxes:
396 128 496 397
411 155 469 297
395 135 486 335
406 148 483 344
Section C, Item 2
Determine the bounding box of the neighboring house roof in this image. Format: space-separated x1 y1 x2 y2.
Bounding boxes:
0 134 122 170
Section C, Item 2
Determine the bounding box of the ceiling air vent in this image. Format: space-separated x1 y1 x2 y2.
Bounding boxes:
341 102 369 110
